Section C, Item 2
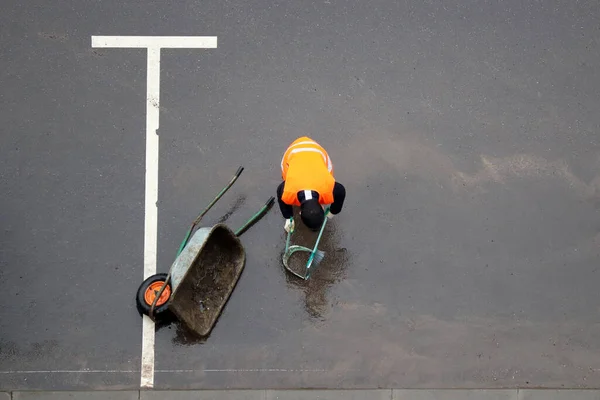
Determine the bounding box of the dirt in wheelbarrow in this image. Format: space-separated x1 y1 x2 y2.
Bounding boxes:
190 249 237 314
171 228 245 337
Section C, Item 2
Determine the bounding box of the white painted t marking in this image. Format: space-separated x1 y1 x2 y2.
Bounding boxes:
91 35 217 389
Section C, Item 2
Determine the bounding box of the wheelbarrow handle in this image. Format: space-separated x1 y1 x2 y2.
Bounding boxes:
234 166 244 178
265 196 275 208
176 166 244 257
193 165 245 225
235 196 275 236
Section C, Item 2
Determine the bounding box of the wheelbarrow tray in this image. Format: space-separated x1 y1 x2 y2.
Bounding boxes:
166 223 245 337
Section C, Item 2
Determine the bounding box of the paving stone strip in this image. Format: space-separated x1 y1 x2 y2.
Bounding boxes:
2 389 600 400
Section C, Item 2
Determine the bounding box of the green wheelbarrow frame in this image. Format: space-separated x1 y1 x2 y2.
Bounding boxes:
142 166 275 337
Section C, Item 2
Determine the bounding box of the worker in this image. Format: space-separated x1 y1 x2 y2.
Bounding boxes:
277 136 346 232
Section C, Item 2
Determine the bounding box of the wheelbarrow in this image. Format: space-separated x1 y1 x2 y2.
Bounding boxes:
135 166 275 337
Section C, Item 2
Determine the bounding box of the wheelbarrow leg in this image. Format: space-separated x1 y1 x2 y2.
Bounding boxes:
148 270 172 320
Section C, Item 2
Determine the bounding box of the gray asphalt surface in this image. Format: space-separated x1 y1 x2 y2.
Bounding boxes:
2 0 600 391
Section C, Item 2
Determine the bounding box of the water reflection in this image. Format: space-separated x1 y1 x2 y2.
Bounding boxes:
153 312 209 346
171 321 208 346
283 210 350 320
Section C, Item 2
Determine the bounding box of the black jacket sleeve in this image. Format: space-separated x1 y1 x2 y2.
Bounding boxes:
276 181 294 219
330 182 346 215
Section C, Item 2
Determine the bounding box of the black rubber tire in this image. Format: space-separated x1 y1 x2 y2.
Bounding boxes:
135 273 173 321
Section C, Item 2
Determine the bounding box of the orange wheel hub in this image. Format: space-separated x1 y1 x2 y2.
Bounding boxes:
144 281 171 307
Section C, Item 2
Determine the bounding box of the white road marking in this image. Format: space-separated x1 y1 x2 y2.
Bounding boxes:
91 35 217 389
0 369 328 374
91 36 217 48
0 370 140 374
174 369 328 373
139 46 161 390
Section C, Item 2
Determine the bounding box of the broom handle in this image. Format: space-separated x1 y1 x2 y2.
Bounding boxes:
284 215 296 252
284 228 293 253
306 207 330 267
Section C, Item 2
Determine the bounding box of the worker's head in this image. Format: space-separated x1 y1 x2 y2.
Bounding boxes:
300 199 324 231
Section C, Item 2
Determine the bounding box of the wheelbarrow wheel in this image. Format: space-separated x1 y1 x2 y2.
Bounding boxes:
135 273 173 321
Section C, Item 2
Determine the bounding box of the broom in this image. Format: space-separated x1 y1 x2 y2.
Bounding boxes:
304 207 330 278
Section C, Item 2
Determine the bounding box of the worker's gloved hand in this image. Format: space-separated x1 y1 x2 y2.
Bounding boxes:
284 217 295 233
326 210 335 219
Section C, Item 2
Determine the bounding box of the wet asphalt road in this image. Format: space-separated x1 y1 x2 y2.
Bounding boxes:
2 0 600 391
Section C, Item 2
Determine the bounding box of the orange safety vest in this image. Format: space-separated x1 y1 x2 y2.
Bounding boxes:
280 137 336 206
